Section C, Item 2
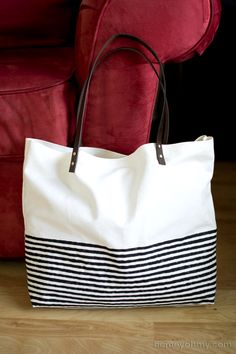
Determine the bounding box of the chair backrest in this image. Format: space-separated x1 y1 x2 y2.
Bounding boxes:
0 0 80 48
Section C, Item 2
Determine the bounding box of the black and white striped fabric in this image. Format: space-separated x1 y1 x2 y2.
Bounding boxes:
25 229 217 308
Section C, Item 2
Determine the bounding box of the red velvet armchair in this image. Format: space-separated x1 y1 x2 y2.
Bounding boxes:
0 0 221 257
0 0 80 257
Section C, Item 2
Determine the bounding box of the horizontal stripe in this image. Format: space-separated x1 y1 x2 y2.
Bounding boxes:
26 264 216 291
25 248 216 278
27 271 216 293
31 302 215 308
25 242 216 272
25 232 216 259
29 279 215 299
25 251 216 281
25 229 216 253
31 299 215 308
29 291 216 305
26 258 216 286
25 230 217 308
29 293 215 307
25 238 216 266
26 259 216 283
28 281 216 299
29 291 216 306
31 294 216 305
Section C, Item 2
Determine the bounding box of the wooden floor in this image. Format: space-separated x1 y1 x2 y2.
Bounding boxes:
0 162 235 354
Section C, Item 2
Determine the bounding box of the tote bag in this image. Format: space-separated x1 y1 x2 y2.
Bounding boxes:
23 34 217 308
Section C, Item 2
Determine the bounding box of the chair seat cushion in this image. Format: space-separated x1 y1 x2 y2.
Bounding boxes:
0 47 76 156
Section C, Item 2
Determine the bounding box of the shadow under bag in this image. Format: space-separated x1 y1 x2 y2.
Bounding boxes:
23 34 217 308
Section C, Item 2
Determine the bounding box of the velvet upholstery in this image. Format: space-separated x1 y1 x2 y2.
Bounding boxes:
0 48 76 155
76 0 221 154
76 0 221 77
0 0 78 48
0 157 24 257
0 0 80 257
0 47 77 257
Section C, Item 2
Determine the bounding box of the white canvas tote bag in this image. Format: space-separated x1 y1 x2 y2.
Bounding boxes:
23 34 217 308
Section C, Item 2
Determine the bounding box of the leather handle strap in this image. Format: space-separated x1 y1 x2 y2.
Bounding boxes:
69 33 169 173
74 47 168 159
70 47 168 172
87 33 166 87
81 33 169 143
77 33 167 124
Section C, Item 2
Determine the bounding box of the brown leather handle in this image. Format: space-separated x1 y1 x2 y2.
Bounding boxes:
69 33 169 173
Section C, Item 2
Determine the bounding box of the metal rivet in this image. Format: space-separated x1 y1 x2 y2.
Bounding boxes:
159 154 163 158
73 152 76 156
158 144 161 148
71 162 75 166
